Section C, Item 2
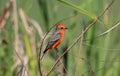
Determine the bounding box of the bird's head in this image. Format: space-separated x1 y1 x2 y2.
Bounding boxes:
56 24 67 30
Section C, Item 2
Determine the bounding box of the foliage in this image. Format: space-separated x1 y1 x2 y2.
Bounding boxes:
0 0 120 76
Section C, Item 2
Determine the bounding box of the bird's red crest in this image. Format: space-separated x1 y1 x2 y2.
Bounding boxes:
56 24 66 29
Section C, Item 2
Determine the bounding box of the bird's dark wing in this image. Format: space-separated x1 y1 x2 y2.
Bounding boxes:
44 31 60 53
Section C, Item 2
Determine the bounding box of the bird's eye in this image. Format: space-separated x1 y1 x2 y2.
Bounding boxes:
60 27 64 29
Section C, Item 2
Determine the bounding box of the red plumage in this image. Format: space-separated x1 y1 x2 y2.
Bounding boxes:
41 24 67 60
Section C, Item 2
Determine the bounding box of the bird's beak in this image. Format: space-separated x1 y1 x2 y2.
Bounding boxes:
65 27 68 29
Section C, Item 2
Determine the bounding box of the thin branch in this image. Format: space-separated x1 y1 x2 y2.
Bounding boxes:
46 0 114 76
14 48 24 64
96 21 120 37
46 17 98 76
83 21 120 42
99 0 114 17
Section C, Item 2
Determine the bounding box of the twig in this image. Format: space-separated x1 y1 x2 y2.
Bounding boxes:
96 21 120 37
46 17 98 76
46 0 114 76
84 21 120 41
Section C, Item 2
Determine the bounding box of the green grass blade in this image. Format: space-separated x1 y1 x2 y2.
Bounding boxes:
58 0 96 19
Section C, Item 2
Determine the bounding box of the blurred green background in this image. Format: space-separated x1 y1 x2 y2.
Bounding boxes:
0 0 120 76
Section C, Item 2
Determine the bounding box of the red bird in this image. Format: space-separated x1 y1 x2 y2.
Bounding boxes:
41 24 67 60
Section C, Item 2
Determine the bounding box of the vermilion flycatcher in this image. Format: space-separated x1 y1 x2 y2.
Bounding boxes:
41 24 67 60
